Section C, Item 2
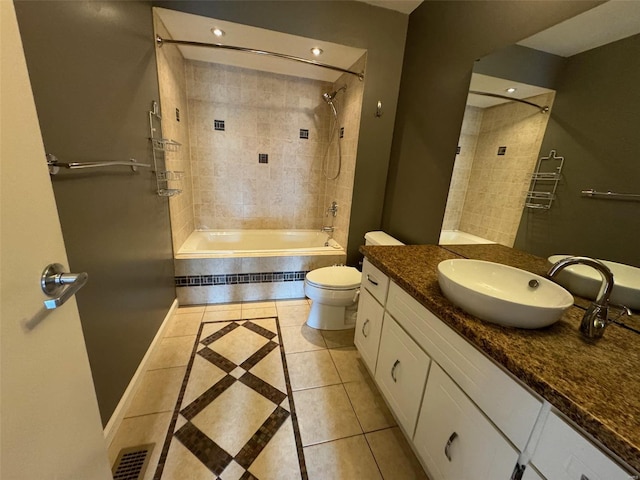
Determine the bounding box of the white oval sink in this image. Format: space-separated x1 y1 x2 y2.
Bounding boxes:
548 255 640 310
438 259 574 329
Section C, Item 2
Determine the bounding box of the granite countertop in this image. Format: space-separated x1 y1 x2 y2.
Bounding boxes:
360 243 640 473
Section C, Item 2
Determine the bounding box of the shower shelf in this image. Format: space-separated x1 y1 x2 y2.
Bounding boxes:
525 149 564 210
149 101 183 197
158 188 183 197
156 170 185 181
151 138 181 152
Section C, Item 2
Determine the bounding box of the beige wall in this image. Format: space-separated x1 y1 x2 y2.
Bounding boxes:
154 17 195 251
457 92 555 246
322 54 366 249
186 61 334 231
442 105 483 231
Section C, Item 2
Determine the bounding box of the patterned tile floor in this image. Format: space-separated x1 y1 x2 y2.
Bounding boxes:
108 299 429 480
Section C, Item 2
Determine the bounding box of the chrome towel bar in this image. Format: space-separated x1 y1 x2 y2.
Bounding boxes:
47 153 150 175
581 189 640 201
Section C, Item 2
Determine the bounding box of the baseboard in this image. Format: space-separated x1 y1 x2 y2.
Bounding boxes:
103 298 179 447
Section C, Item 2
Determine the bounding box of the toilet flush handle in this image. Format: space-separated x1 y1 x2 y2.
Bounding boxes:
352 288 360 303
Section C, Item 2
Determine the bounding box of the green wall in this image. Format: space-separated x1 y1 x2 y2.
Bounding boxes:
382 1 601 245
15 0 175 425
515 34 640 267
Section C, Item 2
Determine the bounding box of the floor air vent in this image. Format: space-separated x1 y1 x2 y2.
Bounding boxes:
112 444 154 480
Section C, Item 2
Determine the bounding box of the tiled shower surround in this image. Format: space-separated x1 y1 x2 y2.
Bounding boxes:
155 18 195 252
154 23 366 254
443 93 555 246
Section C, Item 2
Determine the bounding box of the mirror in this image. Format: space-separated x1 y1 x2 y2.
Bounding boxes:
441 1 640 269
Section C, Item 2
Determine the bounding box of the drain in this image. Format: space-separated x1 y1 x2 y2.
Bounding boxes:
112 443 154 480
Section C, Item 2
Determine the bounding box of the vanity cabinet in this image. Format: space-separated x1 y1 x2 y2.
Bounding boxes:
386 282 541 451
414 364 520 480
356 257 638 480
374 314 430 436
530 411 631 480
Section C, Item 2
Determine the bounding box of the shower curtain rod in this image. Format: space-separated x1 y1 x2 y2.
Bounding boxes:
156 36 365 81
469 90 549 113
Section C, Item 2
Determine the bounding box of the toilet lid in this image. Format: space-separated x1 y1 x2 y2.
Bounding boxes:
306 266 361 290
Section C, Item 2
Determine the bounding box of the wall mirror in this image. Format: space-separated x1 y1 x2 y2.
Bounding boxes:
440 1 640 270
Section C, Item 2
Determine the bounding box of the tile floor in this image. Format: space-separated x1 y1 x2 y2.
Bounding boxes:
108 299 429 480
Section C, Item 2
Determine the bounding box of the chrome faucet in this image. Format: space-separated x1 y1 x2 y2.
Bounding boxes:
327 201 338 217
320 226 334 233
547 256 624 339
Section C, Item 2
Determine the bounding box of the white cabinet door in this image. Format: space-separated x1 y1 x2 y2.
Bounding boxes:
354 288 385 373
414 364 519 480
531 411 633 480
375 314 430 436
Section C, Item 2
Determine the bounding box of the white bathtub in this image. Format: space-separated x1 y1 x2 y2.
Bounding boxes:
439 229 495 245
176 229 344 259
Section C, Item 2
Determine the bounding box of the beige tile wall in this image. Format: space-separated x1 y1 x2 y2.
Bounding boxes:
154 17 195 252
185 61 334 231
442 105 483 231
458 92 555 246
322 54 367 250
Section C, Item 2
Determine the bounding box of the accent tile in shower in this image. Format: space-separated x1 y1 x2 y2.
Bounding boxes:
214 119 225 131
300 129 309 139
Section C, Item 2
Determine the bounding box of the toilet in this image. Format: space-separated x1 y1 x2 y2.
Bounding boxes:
304 231 404 330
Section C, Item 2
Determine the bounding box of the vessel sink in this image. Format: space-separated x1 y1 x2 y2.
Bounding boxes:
438 259 574 329
548 255 640 310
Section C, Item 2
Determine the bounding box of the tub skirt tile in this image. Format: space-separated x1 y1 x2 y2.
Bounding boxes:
177 281 307 305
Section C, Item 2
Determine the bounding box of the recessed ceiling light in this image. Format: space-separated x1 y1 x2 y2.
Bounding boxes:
310 47 323 57
211 28 225 37
506 87 517 93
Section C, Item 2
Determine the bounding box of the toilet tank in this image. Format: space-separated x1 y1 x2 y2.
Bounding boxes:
364 231 404 246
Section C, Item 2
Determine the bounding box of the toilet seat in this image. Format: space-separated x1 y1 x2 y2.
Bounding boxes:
305 266 361 290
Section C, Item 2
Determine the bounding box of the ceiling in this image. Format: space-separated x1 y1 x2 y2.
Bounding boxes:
154 8 366 83
467 73 554 109
356 0 423 14
517 0 640 57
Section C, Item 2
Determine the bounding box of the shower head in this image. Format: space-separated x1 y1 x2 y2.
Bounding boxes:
322 85 347 104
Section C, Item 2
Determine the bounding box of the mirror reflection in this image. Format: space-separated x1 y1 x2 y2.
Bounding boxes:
441 1 640 270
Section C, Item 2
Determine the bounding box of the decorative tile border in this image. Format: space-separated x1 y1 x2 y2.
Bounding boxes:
175 270 309 287
153 318 308 480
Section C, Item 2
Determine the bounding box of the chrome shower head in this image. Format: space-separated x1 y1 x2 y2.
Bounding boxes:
322 85 347 104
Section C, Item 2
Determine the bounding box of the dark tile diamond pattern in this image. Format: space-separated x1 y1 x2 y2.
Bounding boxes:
156 318 304 479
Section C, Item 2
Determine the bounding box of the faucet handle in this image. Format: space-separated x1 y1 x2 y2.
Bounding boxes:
608 303 632 324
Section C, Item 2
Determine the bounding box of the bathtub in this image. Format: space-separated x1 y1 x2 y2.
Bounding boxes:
176 229 344 259
174 229 346 304
439 229 495 245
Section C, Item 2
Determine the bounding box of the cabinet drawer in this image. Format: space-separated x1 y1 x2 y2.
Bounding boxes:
414 364 519 480
362 258 390 304
386 281 540 451
375 314 430 436
354 288 385 373
531 411 632 480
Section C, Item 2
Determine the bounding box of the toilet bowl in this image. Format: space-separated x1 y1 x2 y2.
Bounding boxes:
304 231 404 330
305 266 362 330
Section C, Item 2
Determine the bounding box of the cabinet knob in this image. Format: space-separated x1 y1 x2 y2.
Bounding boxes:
444 431 458 461
391 359 400 382
362 319 370 338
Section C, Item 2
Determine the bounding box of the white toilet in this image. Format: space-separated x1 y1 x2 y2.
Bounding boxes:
304 231 404 330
